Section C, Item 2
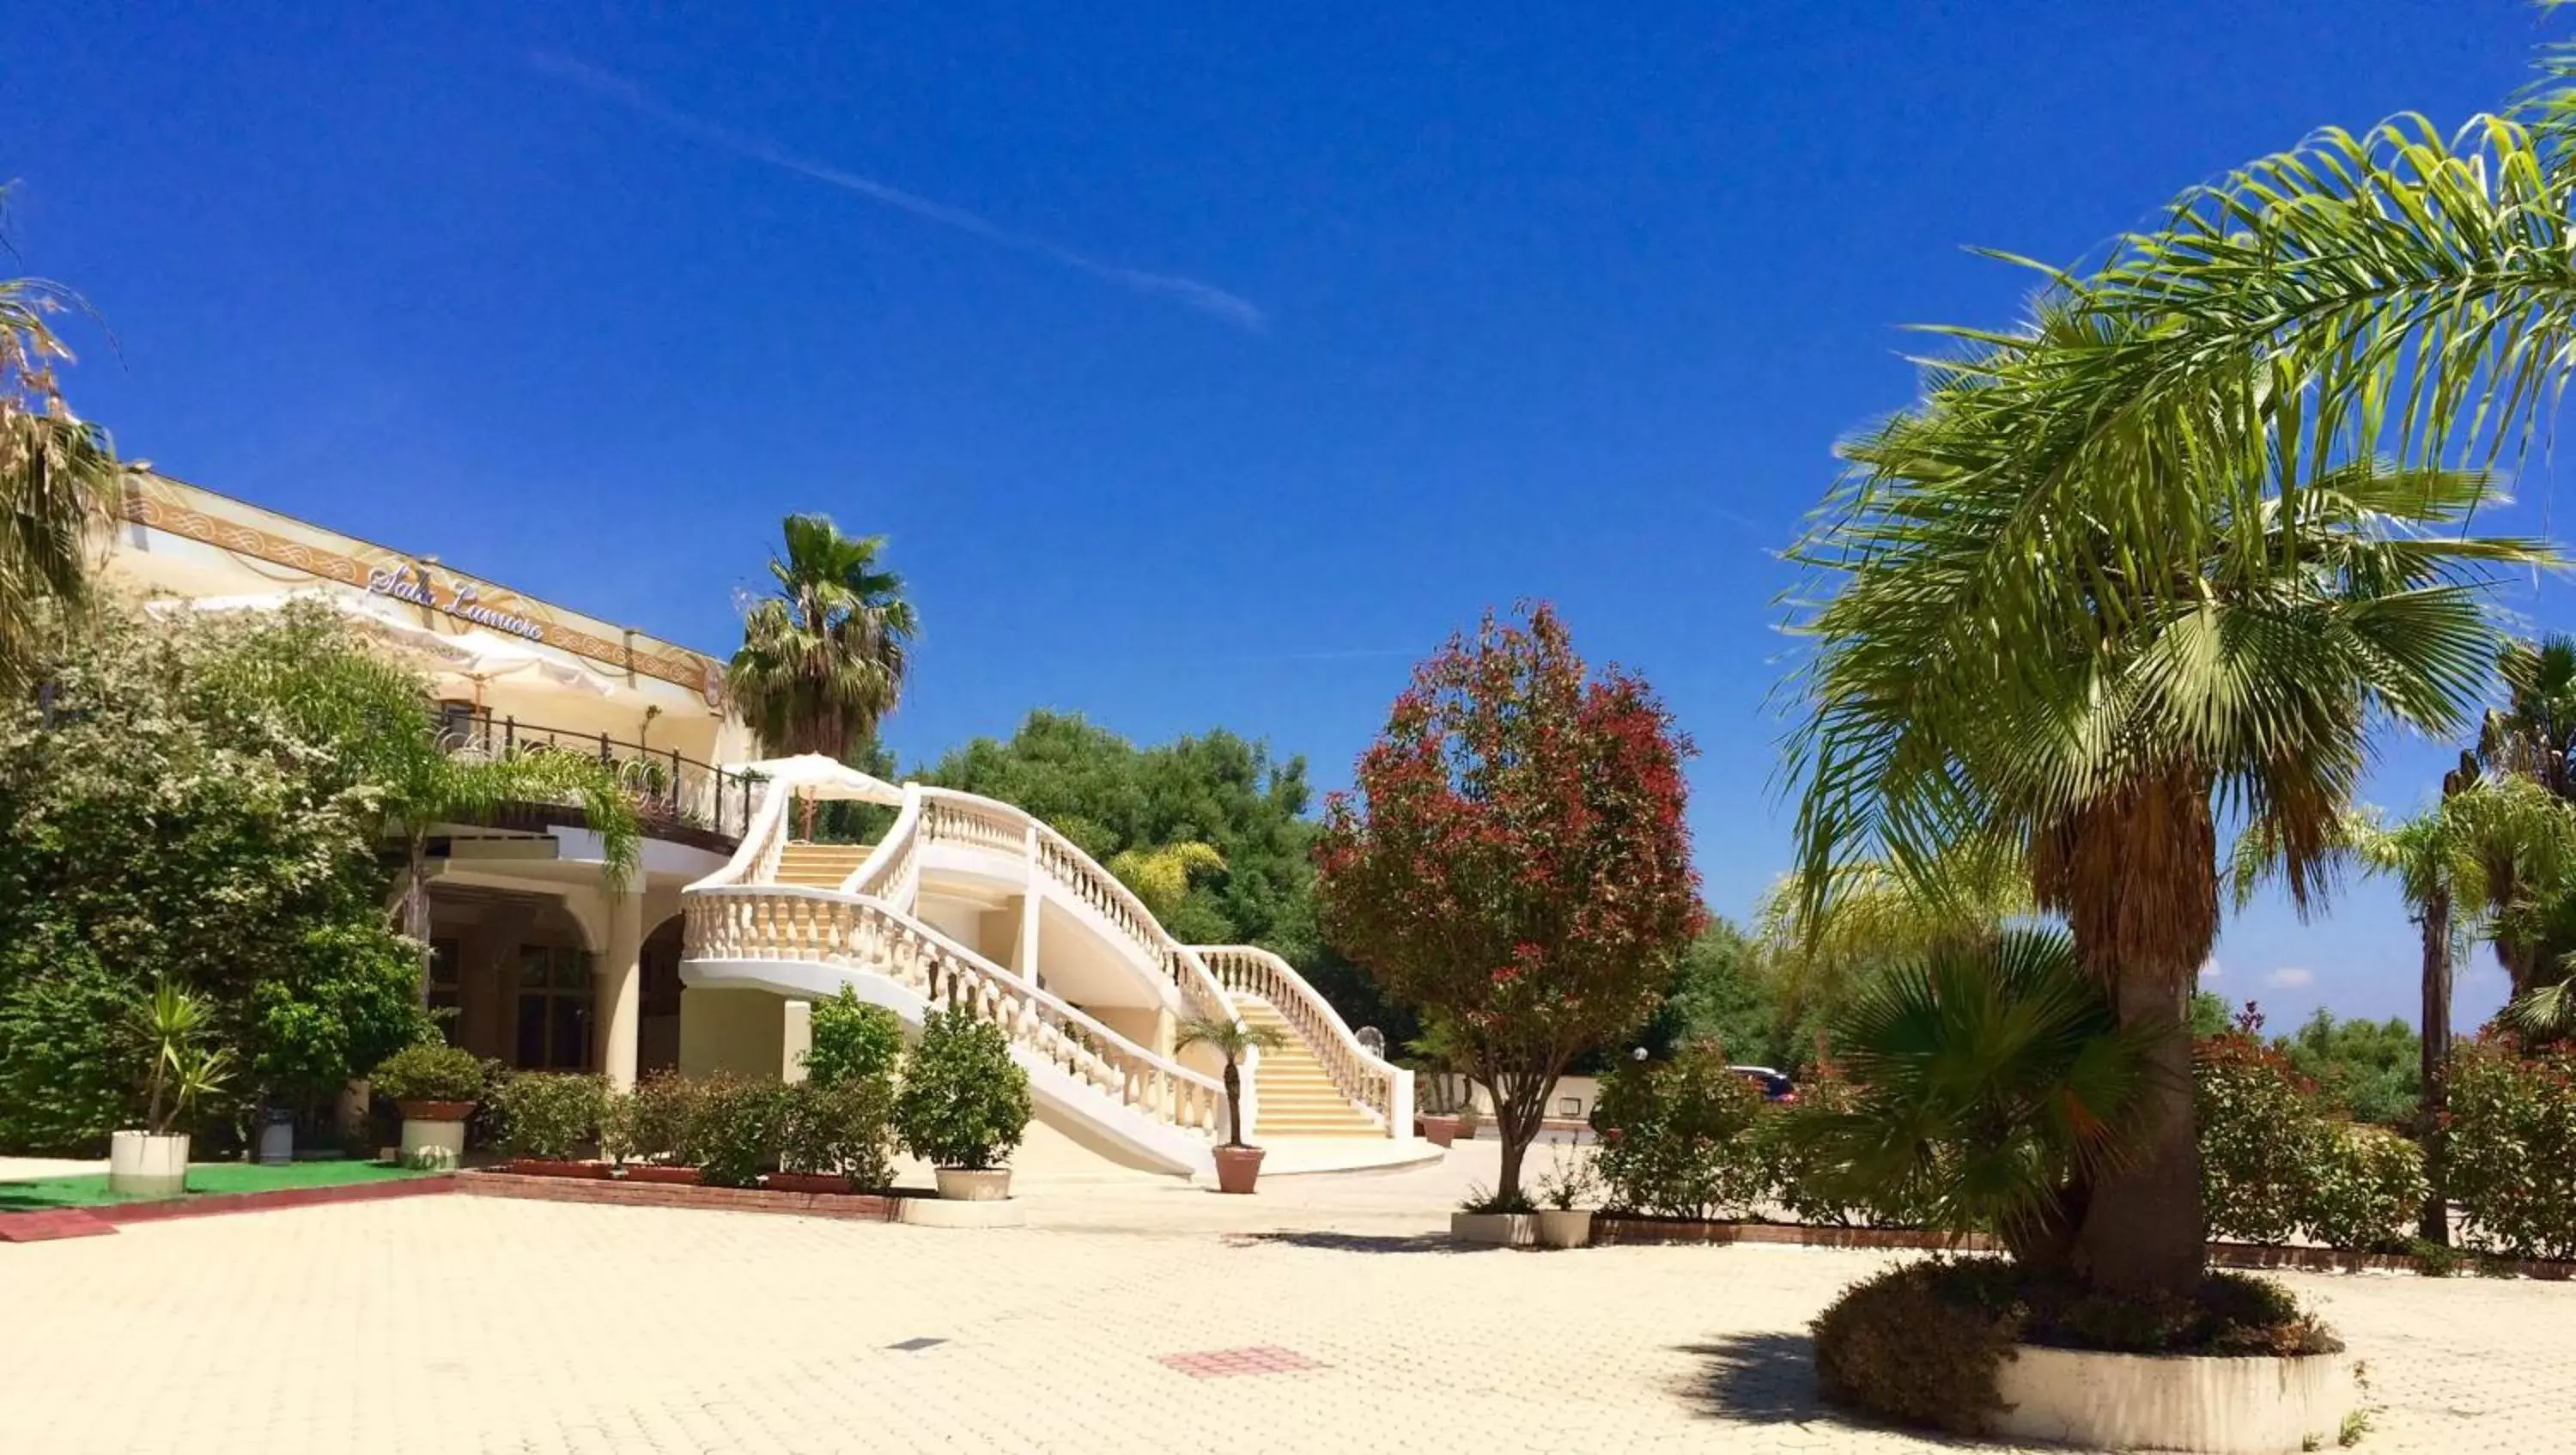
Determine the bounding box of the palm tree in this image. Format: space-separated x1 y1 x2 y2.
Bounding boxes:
1787 297 2553 1294
2332 776 2576 1241
729 516 917 837
382 750 642 950
2482 638 2576 802
1787 928 2156 1269
1755 847 2031 1037
1 197 125 699
1172 1014 1285 1148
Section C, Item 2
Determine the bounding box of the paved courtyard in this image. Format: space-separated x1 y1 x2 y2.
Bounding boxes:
3 1149 2573 1454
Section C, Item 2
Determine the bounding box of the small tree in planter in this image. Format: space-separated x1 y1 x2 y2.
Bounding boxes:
110 980 234 1196
1173 1014 1287 1193
368 1042 487 1169
805 988 905 1087
895 1010 1032 1200
489 1073 611 1176
1315 602 1705 1204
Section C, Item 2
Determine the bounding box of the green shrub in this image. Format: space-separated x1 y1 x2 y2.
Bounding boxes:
1814 1260 2340 1438
369 1043 489 1105
684 1073 793 1188
781 1077 896 1186
894 1010 1032 1171
601 1072 699 1166
0 944 142 1154
1590 1042 1769 1219
489 1072 609 1160
2446 1038 2576 1262
1812 1261 2024 1435
2305 1125 2427 1256
2197 1032 2325 1246
805 989 905 1088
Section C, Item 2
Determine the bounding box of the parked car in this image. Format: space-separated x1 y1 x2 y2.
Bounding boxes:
1729 1065 1796 1104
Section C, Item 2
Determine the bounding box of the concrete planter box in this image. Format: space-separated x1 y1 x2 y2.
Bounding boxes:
1991 1344 2355 1454
762 1172 854 1195
1451 1211 1539 1247
934 1168 1012 1202
619 1165 702 1185
1533 1209 1593 1249
107 1130 190 1196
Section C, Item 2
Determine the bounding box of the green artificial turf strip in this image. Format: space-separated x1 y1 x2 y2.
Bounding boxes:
0 1157 434 1211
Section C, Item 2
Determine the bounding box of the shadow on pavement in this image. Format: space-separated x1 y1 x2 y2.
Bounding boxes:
1675 1331 1827 1423
1225 1230 1476 1255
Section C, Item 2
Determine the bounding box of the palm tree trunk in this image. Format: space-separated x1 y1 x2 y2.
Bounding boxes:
2420 888 2453 1245
2046 772 2215 1297
1223 1060 1244 1147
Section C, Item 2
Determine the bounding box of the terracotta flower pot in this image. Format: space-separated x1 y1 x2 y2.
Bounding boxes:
508 1158 613 1179
1419 1115 1459 1148
1212 1145 1266 1195
762 1171 855 1195
619 1164 703 1185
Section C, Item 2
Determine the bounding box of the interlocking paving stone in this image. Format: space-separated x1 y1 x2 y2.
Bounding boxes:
0 1190 2569 1452
1156 1344 1327 1377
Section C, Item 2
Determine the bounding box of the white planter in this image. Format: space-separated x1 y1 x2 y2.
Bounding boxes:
107 1130 190 1196
1992 1344 2355 1454
399 1117 468 1171
1450 1211 1539 1247
934 1167 1012 1202
1533 1209 1594 1249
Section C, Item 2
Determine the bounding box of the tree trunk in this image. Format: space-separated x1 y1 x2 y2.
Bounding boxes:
1223 1060 1244 1148
2419 889 2453 1245
1490 1068 1561 1206
2039 770 2215 1299
2073 965 2204 1294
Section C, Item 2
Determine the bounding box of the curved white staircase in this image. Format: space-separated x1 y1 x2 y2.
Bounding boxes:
680 779 1415 1178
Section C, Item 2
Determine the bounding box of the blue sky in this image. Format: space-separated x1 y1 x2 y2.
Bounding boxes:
7 3 2569 1030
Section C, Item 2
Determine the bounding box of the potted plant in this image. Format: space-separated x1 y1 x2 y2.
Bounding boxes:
368 1042 487 1169
1405 1018 1466 1147
1533 1144 1597 1249
490 1072 612 1177
108 980 233 1196
894 1010 1032 1200
1174 1013 1288 1194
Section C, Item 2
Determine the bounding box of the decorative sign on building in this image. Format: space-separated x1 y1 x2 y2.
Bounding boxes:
365 563 547 642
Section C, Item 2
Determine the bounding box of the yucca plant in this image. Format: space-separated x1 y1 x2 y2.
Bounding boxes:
138 978 233 1137
1173 1014 1285 1148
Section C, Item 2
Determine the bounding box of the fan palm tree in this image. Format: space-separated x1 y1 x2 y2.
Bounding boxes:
1786 297 2554 1294
2 201 125 699
2482 638 2576 802
2330 776 2576 1240
1786 928 2157 1269
1172 1014 1285 1148
729 514 917 837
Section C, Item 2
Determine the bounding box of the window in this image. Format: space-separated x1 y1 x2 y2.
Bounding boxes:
513 944 592 1070
428 938 463 1045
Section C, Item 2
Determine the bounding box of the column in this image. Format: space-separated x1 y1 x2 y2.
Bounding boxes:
596 890 643 1091
781 999 813 1083
1017 889 1042 993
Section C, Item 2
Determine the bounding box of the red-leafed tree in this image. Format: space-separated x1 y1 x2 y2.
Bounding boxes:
1314 602 1705 1202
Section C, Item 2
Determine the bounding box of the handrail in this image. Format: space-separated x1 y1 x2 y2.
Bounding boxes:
683 881 1230 1141
1194 944 1413 1136
841 783 925 905
914 786 1236 1026
439 707 761 843
688 779 793 891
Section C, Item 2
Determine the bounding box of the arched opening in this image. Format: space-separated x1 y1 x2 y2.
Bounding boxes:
639 914 686 1076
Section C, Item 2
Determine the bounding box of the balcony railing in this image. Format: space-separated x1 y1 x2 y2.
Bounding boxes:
436 707 758 850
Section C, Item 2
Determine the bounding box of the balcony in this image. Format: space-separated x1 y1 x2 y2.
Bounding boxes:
434 706 757 855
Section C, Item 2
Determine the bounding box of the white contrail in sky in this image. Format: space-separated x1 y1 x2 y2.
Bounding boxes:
529 52 1266 331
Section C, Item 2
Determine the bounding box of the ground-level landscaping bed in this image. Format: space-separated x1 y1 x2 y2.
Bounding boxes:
459 1167 906 1221
1587 1212 2576 1279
